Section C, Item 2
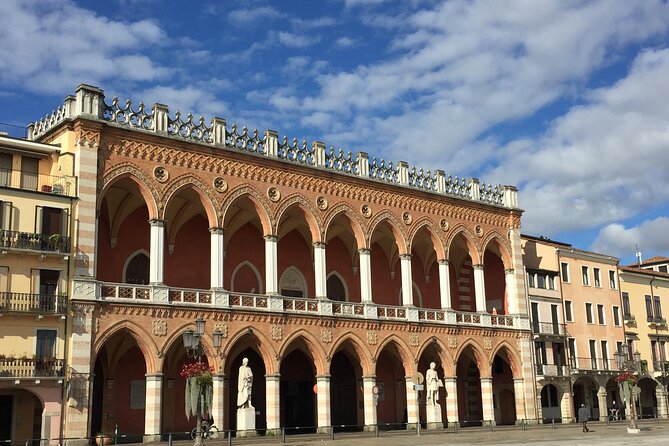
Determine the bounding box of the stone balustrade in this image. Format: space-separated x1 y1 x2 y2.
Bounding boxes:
28 84 519 209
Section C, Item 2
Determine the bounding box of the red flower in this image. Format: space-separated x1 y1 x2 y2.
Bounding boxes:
179 362 214 378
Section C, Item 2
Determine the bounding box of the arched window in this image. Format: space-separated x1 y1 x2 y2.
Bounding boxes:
279 266 307 297
124 252 149 285
326 273 347 302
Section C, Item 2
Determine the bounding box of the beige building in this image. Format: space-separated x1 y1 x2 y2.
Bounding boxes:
0 135 77 444
619 256 669 419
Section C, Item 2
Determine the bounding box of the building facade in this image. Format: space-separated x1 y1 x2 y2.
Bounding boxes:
24 84 537 441
619 257 669 419
0 135 76 444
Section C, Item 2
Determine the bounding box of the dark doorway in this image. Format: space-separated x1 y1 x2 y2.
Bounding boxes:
0 395 12 442
327 275 346 302
280 350 315 433
228 348 266 433
330 351 360 431
125 253 149 285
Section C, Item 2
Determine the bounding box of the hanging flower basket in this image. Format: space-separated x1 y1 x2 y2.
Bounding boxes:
615 370 638 386
180 362 214 420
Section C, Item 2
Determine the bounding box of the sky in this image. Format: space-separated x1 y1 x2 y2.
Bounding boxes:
2 0 669 265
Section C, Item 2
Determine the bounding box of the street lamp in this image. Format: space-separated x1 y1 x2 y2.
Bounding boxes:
615 344 641 433
182 317 223 445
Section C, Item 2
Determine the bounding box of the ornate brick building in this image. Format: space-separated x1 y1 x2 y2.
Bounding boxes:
29 84 535 441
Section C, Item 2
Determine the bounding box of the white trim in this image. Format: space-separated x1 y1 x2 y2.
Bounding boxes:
231 260 264 294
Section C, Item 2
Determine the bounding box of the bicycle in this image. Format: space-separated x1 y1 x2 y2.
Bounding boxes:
191 423 219 440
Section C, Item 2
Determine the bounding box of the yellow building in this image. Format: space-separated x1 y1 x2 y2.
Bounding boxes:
619 256 669 419
0 134 76 444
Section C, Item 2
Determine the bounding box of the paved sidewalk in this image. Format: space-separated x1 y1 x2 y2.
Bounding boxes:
150 420 669 446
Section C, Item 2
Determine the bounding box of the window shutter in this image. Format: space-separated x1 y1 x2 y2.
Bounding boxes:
61 209 69 236
35 205 43 234
31 269 40 295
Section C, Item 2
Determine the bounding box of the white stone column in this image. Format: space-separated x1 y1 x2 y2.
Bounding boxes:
513 378 525 423
210 228 225 288
505 269 516 314
444 377 458 425
264 235 278 294
597 386 608 421
316 375 331 433
212 374 225 432
359 249 372 303
400 255 413 306
480 377 494 425
405 377 420 426
562 388 574 423
656 386 668 419
149 219 166 284
266 374 281 432
144 374 162 441
473 264 486 312
362 376 377 430
438 260 451 309
314 243 327 298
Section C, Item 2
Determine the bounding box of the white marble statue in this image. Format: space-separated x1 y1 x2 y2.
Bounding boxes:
425 362 443 406
237 357 254 409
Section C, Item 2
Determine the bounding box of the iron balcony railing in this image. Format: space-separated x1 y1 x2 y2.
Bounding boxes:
536 363 569 377
624 313 636 322
0 122 27 139
0 292 67 314
0 358 65 378
531 321 568 336
647 316 667 325
569 356 620 372
653 360 669 373
0 230 71 254
0 167 77 196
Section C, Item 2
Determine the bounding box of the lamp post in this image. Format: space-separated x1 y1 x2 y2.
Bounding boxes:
614 344 641 434
182 317 223 446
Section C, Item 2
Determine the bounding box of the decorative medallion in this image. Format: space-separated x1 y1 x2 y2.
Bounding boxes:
152 320 167 337
214 323 228 338
361 204 372 218
316 196 328 210
213 177 228 193
440 219 449 231
475 225 484 237
267 186 281 202
271 324 283 341
409 332 419 348
153 166 169 183
321 328 333 344
402 212 412 225
448 336 457 349
483 337 492 351
367 330 378 345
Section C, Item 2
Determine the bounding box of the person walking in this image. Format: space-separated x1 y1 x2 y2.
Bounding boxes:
578 403 590 432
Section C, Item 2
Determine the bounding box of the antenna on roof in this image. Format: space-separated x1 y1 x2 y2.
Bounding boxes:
635 244 643 266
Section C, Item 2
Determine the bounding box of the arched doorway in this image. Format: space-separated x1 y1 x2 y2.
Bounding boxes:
326 274 347 302
0 389 43 446
492 354 515 425
280 349 316 432
572 377 599 420
638 377 658 419
375 344 407 430
124 251 149 284
330 350 362 431
227 348 266 433
540 384 560 422
456 347 482 426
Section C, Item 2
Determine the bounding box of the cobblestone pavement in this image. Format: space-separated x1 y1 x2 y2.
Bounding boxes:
145 420 669 446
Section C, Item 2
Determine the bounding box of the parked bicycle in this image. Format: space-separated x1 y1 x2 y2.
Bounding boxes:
191 422 219 439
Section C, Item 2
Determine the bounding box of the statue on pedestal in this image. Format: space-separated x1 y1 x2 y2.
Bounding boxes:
426 362 443 406
237 357 254 409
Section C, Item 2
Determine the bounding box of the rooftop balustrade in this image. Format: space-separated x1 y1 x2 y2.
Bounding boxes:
28 84 519 209
0 292 67 314
81 279 530 330
0 230 71 254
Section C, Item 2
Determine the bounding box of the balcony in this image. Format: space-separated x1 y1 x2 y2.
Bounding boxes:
0 358 65 378
0 292 67 315
653 360 669 374
79 280 531 330
0 167 76 197
647 316 668 327
569 356 620 373
624 313 636 326
536 363 569 377
0 230 71 254
531 321 568 337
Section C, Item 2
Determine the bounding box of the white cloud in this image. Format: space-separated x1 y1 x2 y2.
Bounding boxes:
334 37 356 48
277 31 319 48
137 84 229 120
591 217 669 261
227 6 282 25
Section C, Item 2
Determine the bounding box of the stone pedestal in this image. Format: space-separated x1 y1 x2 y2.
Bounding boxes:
236 407 256 437
426 403 443 429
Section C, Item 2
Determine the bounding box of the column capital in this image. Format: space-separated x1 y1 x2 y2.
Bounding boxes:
473 264 484 270
315 374 331 380
505 268 515 274
265 373 281 379
313 241 326 248
264 234 278 242
149 219 166 227
362 375 377 381
400 254 412 260
358 248 371 255
437 259 449 265
512 377 524 384
209 227 224 235
145 373 164 380
480 376 493 383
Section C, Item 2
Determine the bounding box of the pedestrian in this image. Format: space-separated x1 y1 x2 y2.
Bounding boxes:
578 403 590 432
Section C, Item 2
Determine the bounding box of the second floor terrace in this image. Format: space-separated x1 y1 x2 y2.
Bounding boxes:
0 230 71 254
0 357 65 379
532 321 569 337
0 167 77 197
0 292 68 315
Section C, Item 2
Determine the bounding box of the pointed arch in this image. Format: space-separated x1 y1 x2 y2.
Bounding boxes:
274 194 322 242
490 341 522 377
100 163 160 220
161 319 220 370
373 334 415 375
446 224 481 264
326 271 349 301
220 184 273 236
278 329 329 375
416 336 456 376
221 326 278 375
368 211 409 254
328 332 374 376
93 321 159 374
279 265 308 297
408 217 447 260
454 339 487 374
230 260 264 294
160 174 219 227
481 231 513 268
322 203 366 249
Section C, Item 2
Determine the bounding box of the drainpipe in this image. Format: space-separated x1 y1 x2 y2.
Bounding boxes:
556 249 574 420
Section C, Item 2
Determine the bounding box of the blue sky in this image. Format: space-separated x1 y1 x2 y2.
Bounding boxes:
2 0 669 265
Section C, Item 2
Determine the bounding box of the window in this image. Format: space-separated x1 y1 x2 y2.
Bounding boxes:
0 153 11 186
21 156 39 190
527 272 535 288
654 296 663 319
586 303 593 324
565 300 573 322
660 265 668 273
660 341 667 362
582 266 590 285
651 340 658 363
646 295 654 321
613 306 621 326
609 270 616 289
561 262 570 283
568 338 577 367
593 268 601 287
601 340 609 370
547 275 555 290
622 292 631 318
589 339 598 369
36 329 57 358
597 304 605 324
537 274 546 289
